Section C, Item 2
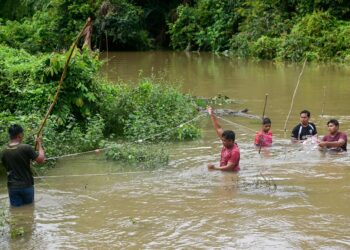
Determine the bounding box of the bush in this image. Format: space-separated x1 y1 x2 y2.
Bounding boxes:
0 45 102 123
105 142 169 169
291 11 336 37
168 0 240 51
99 79 201 141
251 36 283 60
277 11 350 62
94 0 153 50
236 0 293 40
229 33 251 59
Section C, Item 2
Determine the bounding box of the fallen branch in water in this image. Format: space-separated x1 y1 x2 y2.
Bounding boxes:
198 107 260 119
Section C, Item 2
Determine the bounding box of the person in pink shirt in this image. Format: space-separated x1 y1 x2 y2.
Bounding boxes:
254 117 272 147
207 106 240 172
318 119 347 152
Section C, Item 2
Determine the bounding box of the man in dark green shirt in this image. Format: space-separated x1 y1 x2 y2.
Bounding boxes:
1 124 45 207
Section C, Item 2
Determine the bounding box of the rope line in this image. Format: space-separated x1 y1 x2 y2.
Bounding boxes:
216 116 256 133
34 170 154 179
45 113 206 161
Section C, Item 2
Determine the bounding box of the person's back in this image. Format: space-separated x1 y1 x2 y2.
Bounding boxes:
1 124 45 207
2 144 37 188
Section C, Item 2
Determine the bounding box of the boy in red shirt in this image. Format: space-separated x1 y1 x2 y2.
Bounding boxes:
207 106 240 171
254 117 272 147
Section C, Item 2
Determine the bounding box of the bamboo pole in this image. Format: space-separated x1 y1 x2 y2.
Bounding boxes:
321 86 326 117
283 57 307 134
258 93 268 154
35 17 92 146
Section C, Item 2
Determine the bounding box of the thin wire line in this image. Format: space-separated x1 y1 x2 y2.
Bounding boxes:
34 170 154 179
216 116 256 132
45 113 206 161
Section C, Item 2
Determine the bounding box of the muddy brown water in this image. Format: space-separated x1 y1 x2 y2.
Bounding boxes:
1 51 350 249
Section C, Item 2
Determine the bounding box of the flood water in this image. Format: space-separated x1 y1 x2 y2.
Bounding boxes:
1 51 350 249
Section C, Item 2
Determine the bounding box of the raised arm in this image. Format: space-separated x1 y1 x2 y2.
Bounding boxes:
207 106 223 138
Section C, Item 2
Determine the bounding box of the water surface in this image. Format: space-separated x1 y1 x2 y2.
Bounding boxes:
1 51 350 249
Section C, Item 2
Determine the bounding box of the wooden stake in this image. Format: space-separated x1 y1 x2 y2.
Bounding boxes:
258 94 268 154
283 57 307 134
321 86 326 117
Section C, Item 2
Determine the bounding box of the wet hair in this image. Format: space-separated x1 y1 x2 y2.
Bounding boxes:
327 119 339 127
262 117 271 125
222 130 235 141
8 124 24 140
300 110 311 117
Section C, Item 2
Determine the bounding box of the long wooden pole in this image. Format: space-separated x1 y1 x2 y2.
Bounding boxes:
321 86 326 117
36 17 92 146
258 93 268 154
283 57 307 134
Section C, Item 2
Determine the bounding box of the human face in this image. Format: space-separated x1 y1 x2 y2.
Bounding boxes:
221 137 234 149
300 113 309 126
262 124 271 133
327 123 339 135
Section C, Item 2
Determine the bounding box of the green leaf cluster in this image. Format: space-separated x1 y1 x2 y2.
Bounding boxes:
168 0 350 62
168 0 241 52
105 142 169 169
99 79 201 141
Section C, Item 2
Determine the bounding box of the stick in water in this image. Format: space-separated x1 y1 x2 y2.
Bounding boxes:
258 94 268 154
283 57 308 135
321 86 326 117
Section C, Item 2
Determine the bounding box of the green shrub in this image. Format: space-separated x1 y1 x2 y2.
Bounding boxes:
276 35 312 62
229 33 251 59
168 0 240 51
105 143 169 169
0 45 102 123
99 79 201 141
94 0 153 50
251 36 283 60
236 0 293 40
291 11 336 37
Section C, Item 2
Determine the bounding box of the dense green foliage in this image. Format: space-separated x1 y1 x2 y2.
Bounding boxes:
1 0 350 61
0 0 100 53
99 80 200 140
169 0 350 62
94 0 153 50
169 1 241 52
0 45 102 122
0 43 201 169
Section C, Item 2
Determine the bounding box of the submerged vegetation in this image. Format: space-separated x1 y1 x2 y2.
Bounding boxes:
105 143 169 169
